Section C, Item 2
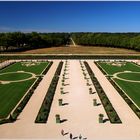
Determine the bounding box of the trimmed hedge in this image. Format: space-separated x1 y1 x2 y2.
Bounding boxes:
84 61 122 123
35 62 63 123
1 54 140 60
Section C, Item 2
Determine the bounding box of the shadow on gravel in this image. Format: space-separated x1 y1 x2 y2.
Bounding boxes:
60 119 68 123
62 103 69 106
103 118 109 123
97 103 101 106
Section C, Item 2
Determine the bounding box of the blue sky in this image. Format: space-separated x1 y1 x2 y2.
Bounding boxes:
0 1 140 33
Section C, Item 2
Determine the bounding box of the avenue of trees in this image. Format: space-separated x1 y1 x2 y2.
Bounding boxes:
71 32 140 51
0 32 70 51
1 32 140 52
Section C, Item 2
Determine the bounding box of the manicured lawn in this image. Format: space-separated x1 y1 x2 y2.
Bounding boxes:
98 62 140 75
97 61 140 108
117 72 140 81
0 72 32 81
0 62 49 119
0 62 48 75
0 79 35 118
114 79 140 107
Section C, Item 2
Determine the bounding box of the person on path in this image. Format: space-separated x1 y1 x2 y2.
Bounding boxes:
61 129 64 136
70 133 73 139
79 134 82 139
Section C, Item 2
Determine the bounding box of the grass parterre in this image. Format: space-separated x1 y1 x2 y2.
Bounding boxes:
0 61 49 120
96 61 140 118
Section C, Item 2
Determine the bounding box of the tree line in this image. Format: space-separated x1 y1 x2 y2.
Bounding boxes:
0 32 70 52
71 32 140 51
1 32 140 52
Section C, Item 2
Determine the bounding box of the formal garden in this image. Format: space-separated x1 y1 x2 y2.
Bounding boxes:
0 60 52 124
95 61 140 119
0 58 140 140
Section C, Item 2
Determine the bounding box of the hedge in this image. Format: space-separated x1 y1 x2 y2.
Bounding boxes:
84 61 122 123
1 54 140 60
35 62 63 123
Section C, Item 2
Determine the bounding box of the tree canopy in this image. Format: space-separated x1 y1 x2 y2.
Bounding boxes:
71 32 140 51
0 32 70 51
0 32 140 52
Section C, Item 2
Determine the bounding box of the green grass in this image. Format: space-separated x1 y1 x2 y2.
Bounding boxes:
0 79 35 118
0 62 48 75
97 61 140 108
117 73 140 81
0 72 32 81
0 62 49 119
114 79 140 107
98 62 140 75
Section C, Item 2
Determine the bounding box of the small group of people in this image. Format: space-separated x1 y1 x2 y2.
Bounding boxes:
61 129 87 140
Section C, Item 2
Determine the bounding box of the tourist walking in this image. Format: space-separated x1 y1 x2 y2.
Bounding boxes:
79 134 82 139
61 129 64 136
70 133 73 139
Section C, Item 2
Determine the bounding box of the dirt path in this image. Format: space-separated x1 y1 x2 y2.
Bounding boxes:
70 37 76 47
